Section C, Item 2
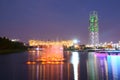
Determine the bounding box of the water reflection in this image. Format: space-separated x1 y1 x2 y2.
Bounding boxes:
27 61 74 80
107 55 120 80
28 45 64 62
27 50 74 80
27 50 120 80
71 52 79 80
28 63 63 80
87 52 96 80
87 52 120 80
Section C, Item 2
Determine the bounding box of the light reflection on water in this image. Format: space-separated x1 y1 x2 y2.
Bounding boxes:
107 55 120 80
28 63 63 80
27 50 120 80
87 52 108 80
71 52 79 80
1 51 120 80
27 51 80 80
87 52 120 80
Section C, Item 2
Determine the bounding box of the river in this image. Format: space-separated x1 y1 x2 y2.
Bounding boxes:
0 51 120 80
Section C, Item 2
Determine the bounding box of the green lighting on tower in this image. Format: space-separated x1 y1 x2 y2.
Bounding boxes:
89 11 99 46
89 13 98 32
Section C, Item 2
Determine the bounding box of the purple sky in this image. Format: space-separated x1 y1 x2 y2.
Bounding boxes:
0 0 120 44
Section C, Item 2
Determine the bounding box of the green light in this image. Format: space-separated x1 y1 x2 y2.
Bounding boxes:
90 16 95 23
89 27 95 32
89 14 98 32
89 11 99 45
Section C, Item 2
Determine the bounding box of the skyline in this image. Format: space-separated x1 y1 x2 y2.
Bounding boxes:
0 0 120 44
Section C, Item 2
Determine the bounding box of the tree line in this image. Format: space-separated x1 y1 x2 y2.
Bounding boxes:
0 37 27 50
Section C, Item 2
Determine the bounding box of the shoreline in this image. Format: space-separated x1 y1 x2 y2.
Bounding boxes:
0 49 27 54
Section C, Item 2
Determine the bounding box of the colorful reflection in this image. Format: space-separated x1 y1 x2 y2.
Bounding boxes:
107 55 120 80
94 53 108 80
27 62 74 80
27 50 120 80
87 52 120 80
28 63 63 80
87 52 96 80
27 50 74 80
28 45 64 62
39 45 64 62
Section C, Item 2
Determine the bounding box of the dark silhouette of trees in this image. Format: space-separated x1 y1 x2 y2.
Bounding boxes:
0 37 27 50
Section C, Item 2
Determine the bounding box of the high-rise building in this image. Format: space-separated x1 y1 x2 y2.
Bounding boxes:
89 11 99 46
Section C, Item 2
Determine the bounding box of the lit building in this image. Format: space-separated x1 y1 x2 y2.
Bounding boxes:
29 40 73 47
89 11 99 47
11 39 20 42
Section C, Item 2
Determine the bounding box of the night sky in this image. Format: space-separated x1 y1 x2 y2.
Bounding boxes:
0 0 120 44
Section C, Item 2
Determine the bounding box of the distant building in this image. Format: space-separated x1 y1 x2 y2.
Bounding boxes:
11 39 20 42
29 40 73 47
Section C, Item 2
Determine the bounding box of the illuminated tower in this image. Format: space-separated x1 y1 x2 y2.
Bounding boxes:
89 11 99 46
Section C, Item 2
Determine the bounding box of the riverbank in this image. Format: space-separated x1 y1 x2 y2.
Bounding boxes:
0 49 27 54
0 37 28 54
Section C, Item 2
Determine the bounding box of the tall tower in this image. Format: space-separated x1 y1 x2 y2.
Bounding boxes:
89 11 99 46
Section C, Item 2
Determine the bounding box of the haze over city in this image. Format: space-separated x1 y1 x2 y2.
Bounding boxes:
0 0 120 43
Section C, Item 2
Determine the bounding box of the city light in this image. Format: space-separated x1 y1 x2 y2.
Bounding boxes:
73 39 78 44
11 39 20 42
29 40 73 47
28 40 69 62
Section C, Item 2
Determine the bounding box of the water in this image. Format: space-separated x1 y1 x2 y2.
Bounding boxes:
0 51 120 80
